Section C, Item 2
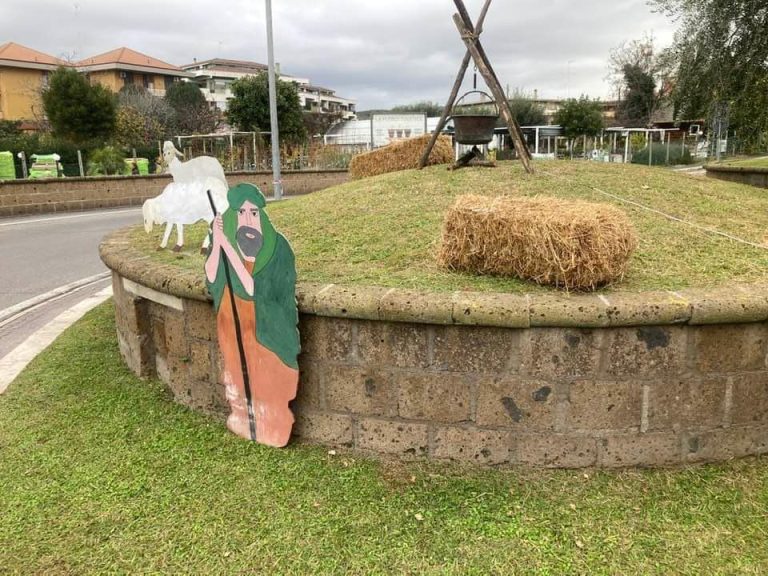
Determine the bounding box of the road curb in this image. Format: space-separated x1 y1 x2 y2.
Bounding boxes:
0 286 113 394
0 272 111 326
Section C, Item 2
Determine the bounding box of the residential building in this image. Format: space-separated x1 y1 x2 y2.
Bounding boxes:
76 47 190 97
532 97 620 126
181 58 356 118
0 42 64 128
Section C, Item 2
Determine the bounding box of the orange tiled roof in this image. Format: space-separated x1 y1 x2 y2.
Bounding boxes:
0 42 65 67
76 47 183 72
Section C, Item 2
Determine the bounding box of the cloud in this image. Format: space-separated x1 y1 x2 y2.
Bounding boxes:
1 0 677 109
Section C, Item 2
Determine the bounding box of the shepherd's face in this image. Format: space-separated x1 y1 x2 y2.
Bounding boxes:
235 200 263 261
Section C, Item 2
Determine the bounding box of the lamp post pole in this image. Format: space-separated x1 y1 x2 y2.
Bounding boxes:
265 0 283 200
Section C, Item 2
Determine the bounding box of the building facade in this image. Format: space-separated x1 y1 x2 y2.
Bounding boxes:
0 42 64 128
76 47 190 97
182 58 356 118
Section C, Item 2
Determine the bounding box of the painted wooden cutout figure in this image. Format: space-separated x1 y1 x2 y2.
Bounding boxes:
204 183 300 447
143 177 228 253
143 142 229 253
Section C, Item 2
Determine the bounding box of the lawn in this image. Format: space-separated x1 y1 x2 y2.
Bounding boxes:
1 302 767 574
133 160 768 293
717 156 768 169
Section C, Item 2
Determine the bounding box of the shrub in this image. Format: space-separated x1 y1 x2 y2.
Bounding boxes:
631 142 692 166
0 133 90 177
88 146 126 175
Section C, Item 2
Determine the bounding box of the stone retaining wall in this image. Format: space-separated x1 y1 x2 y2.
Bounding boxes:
101 227 768 468
705 165 768 189
0 169 348 218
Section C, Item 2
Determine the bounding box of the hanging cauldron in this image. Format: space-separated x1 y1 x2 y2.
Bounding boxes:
451 90 499 146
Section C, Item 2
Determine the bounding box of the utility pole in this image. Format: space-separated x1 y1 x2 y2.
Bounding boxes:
265 0 282 200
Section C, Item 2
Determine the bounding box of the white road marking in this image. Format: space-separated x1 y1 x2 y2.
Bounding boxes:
0 208 141 228
0 286 113 394
0 272 111 326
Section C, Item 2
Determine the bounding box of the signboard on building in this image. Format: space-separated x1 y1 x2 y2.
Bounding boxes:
371 114 427 148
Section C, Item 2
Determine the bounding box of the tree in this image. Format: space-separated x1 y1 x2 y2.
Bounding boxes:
618 64 660 127
607 34 658 98
165 82 218 135
227 74 306 145
42 67 116 145
651 0 768 152
608 35 668 128
0 120 21 138
391 101 443 117
555 96 604 140
506 89 546 127
116 85 175 147
303 111 344 138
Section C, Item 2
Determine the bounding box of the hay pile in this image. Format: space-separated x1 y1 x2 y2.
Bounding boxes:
349 134 453 179
438 194 638 290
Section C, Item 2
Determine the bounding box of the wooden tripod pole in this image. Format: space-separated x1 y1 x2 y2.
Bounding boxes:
453 1 534 174
418 0 493 169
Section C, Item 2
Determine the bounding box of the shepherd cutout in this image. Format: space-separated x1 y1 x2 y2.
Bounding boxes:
205 183 300 447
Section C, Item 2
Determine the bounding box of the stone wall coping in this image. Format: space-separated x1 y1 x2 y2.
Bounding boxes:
0 168 348 188
100 226 768 328
705 165 768 175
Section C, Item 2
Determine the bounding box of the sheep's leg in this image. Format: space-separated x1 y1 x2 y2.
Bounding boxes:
173 224 184 252
159 222 173 249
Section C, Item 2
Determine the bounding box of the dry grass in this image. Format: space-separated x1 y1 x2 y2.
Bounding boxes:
438 194 638 290
349 134 453 179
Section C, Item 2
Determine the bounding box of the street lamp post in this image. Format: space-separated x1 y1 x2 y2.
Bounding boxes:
265 0 283 200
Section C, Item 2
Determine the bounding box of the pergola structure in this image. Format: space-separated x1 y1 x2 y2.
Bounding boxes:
419 0 534 174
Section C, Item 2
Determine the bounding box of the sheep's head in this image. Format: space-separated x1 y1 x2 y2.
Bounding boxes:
162 141 183 166
142 199 154 233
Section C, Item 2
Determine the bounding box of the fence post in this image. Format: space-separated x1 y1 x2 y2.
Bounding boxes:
77 150 84 177
18 151 28 178
649 132 653 167
666 132 671 165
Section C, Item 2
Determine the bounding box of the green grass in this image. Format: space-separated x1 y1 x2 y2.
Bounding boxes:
1 302 768 574
719 156 768 169
134 161 768 293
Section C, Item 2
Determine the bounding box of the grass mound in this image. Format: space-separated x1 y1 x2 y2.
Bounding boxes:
349 134 453 179
716 156 768 169
438 194 638 290
133 160 768 293
1 303 767 573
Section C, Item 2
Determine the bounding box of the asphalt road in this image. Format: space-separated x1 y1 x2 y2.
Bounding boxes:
0 208 140 310
0 208 141 359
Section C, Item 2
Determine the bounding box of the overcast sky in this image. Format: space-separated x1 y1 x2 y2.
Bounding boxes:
2 0 677 110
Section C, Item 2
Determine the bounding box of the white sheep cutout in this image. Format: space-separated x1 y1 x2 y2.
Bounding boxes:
143 144 230 253
162 141 227 184
143 177 228 253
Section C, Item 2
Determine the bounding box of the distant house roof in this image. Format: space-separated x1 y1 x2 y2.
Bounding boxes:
305 84 336 94
181 58 268 75
76 47 189 77
0 42 65 70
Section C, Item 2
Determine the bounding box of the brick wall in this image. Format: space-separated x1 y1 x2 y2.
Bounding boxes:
0 169 349 218
108 261 768 468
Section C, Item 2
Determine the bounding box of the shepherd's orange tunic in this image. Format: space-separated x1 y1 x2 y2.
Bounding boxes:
216 262 299 447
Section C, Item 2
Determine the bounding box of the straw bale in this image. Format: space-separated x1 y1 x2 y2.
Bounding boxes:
349 134 453 179
438 194 638 290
